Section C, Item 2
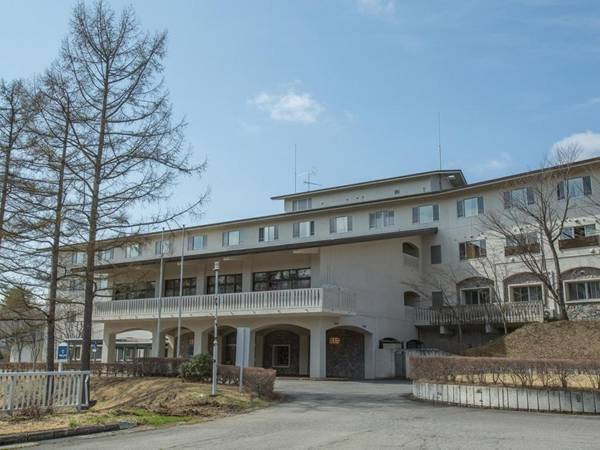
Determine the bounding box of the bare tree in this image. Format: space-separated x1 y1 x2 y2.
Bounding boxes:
60 1 205 371
480 146 598 320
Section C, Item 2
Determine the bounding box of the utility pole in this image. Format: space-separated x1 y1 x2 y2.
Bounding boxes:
155 228 165 357
211 261 220 396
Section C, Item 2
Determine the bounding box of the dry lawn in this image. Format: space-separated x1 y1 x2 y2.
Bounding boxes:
464 321 600 359
0 377 270 436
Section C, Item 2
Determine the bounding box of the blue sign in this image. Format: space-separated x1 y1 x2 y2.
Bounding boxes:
91 341 97 353
57 343 69 361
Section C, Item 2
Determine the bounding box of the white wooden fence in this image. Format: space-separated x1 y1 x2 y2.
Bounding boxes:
0 371 90 414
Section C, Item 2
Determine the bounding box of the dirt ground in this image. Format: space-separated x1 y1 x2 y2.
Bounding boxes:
0 377 269 436
464 321 600 359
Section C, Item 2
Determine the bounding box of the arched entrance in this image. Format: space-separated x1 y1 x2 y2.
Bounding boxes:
254 324 310 376
207 326 237 365
326 327 365 379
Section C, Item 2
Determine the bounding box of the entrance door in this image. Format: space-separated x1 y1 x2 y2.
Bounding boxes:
326 329 365 379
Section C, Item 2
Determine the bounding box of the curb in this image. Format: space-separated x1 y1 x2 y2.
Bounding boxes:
0 422 135 446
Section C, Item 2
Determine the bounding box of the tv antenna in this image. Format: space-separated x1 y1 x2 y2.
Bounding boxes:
300 167 321 191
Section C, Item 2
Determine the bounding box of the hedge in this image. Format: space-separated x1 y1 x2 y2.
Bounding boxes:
408 356 600 390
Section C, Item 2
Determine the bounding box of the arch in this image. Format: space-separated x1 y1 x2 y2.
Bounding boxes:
403 290 421 307
406 339 423 349
457 277 494 305
326 326 366 379
503 272 545 303
561 267 600 303
402 242 420 258
255 324 310 376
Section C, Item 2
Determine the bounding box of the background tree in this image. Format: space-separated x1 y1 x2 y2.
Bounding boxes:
480 146 598 320
60 1 205 371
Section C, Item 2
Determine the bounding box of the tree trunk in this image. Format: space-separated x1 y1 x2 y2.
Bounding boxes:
0 108 15 250
46 118 69 371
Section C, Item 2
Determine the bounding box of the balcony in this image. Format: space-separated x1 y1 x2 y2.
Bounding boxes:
558 236 599 250
415 301 544 327
93 287 356 321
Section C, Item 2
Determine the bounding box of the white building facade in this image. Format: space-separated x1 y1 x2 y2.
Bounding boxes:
62 158 600 378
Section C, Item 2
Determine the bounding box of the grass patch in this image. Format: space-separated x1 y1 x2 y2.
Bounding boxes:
0 377 274 436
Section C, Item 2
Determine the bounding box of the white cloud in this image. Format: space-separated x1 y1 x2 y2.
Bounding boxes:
471 152 513 173
551 131 600 159
356 0 396 17
248 90 324 124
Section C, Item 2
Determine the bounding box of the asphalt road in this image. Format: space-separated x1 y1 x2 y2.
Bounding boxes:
24 379 600 449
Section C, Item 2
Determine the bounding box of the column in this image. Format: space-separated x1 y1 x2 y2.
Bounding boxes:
309 322 326 378
364 332 376 379
151 330 163 357
192 328 205 356
299 332 309 376
101 327 116 363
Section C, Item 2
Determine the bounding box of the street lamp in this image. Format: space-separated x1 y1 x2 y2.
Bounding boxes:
211 260 220 396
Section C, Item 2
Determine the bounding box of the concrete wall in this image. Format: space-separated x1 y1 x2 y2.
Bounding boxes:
413 381 600 414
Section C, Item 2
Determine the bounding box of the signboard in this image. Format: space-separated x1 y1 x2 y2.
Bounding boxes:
235 327 251 368
57 342 69 361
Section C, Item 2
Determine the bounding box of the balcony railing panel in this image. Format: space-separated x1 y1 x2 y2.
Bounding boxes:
93 287 356 320
415 301 544 327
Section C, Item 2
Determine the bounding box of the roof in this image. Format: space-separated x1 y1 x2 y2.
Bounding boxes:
91 227 438 270
65 156 600 249
270 169 467 200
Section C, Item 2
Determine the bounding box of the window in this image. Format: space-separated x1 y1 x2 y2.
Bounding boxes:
412 205 439 224
459 240 487 260
187 234 207 250
259 225 278 242
222 230 240 246
402 242 419 258
113 281 156 300
206 274 242 294
506 232 539 247
154 239 171 255
96 248 114 262
253 268 311 291
272 344 290 368
96 276 109 290
560 224 597 240
164 278 197 297
430 245 442 264
457 196 484 218
293 220 315 238
369 210 395 228
125 243 141 258
511 285 542 302
462 288 490 305
557 176 592 199
566 280 600 302
329 216 352 234
71 251 85 265
503 187 534 208
292 198 312 211
505 232 540 255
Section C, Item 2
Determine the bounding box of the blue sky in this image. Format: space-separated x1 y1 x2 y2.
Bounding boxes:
2 0 600 224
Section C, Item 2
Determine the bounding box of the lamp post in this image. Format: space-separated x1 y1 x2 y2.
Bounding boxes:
176 225 186 358
155 228 165 357
211 260 220 396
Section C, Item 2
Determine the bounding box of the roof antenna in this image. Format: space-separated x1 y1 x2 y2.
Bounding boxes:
302 167 322 191
294 144 297 193
438 112 442 171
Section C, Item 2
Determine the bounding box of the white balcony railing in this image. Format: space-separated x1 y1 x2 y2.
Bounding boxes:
414 301 544 327
93 287 356 320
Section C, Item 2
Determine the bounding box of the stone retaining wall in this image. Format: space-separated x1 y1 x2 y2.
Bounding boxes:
413 381 600 414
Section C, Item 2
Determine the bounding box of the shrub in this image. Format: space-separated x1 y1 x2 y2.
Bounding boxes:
408 355 600 391
179 354 213 381
217 364 277 399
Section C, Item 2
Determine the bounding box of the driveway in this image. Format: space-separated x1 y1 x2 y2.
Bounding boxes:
28 379 600 449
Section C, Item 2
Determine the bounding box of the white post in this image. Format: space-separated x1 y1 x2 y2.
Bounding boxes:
176 225 185 358
211 261 220 396
155 228 165 357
